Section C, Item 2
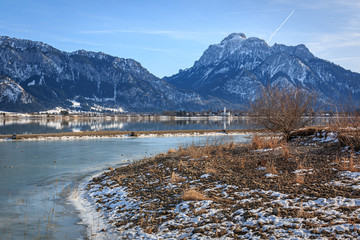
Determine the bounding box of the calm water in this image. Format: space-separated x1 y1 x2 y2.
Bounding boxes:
0 116 331 135
0 135 248 239
0 117 254 135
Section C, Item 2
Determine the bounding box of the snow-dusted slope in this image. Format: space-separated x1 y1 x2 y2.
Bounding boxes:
165 33 360 105
0 76 36 111
0 36 230 112
0 76 33 103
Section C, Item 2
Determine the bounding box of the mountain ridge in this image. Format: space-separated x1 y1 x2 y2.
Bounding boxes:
165 33 360 106
0 34 359 112
0 35 232 112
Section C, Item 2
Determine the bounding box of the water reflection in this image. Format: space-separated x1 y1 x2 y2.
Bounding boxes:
0 116 256 135
0 116 330 135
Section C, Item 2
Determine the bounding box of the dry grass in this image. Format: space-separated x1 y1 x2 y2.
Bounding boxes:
295 174 305 184
329 108 360 150
297 204 315 218
194 208 208 216
95 130 360 237
204 164 218 174
296 161 310 170
266 161 278 175
329 111 360 133
182 189 208 201
280 144 290 160
336 152 359 172
250 134 282 150
1 129 259 140
167 148 177 154
238 158 246 169
170 172 184 183
338 134 360 151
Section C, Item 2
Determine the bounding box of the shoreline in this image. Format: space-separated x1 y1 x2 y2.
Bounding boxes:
70 171 121 239
0 129 262 141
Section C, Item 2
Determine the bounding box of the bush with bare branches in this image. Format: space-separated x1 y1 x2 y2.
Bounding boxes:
329 102 360 150
251 85 316 140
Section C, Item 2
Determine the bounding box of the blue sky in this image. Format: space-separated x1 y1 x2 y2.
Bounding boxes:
1 0 359 77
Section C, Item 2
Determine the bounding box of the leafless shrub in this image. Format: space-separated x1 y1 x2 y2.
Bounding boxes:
251 85 317 141
329 99 360 150
329 98 360 132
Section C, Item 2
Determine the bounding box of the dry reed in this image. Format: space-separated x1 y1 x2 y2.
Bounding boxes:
182 189 208 201
250 135 281 150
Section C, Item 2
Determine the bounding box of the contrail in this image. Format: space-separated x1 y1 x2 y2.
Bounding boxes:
268 10 295 43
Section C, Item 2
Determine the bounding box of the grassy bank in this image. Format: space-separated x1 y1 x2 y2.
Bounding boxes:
0 129 262 141
83 128 360 239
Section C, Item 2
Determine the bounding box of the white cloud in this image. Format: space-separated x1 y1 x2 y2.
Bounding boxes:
331 56 360 62
58 38 176 54
306 32 360 51
80 29 227 42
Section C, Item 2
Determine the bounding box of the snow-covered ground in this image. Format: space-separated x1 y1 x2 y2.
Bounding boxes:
0 132 246 142
71 130 360 239
73 168 360 239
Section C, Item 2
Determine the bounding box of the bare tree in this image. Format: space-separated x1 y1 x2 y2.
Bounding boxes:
329 97 360 150
251 85 317 140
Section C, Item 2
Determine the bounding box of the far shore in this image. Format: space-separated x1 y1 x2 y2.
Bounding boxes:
0 129 264 141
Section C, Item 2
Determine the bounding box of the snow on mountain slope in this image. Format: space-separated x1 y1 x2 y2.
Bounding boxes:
165 33 360 106
0 76 33 103
0 36 231 112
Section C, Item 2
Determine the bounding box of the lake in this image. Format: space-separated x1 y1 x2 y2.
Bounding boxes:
0 116 255 135
0 116 330 136
0 134 249 239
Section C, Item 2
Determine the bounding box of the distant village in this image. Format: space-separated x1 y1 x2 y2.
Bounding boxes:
162 107 234 117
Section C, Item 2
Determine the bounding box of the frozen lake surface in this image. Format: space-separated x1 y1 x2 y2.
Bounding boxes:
0 134 248 239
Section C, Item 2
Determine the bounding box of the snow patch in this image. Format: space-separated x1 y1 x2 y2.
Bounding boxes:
27 80 35 86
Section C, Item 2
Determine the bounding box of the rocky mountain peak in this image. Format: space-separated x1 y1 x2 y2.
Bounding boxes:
166 33 360 107
271 43 314 61
0 36 55 53
195 33 249 68
220 33 247 44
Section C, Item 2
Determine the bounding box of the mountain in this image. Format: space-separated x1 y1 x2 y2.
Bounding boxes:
0 36 230 112
1 34 359 113
165 33 360 106
0 76 37 111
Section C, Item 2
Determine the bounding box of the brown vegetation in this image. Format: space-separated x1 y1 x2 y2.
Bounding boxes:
0 129 261 141
89 127 360 238
329 103 360 150
182 189 208 201
251 85 317 140
249 134 282 150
